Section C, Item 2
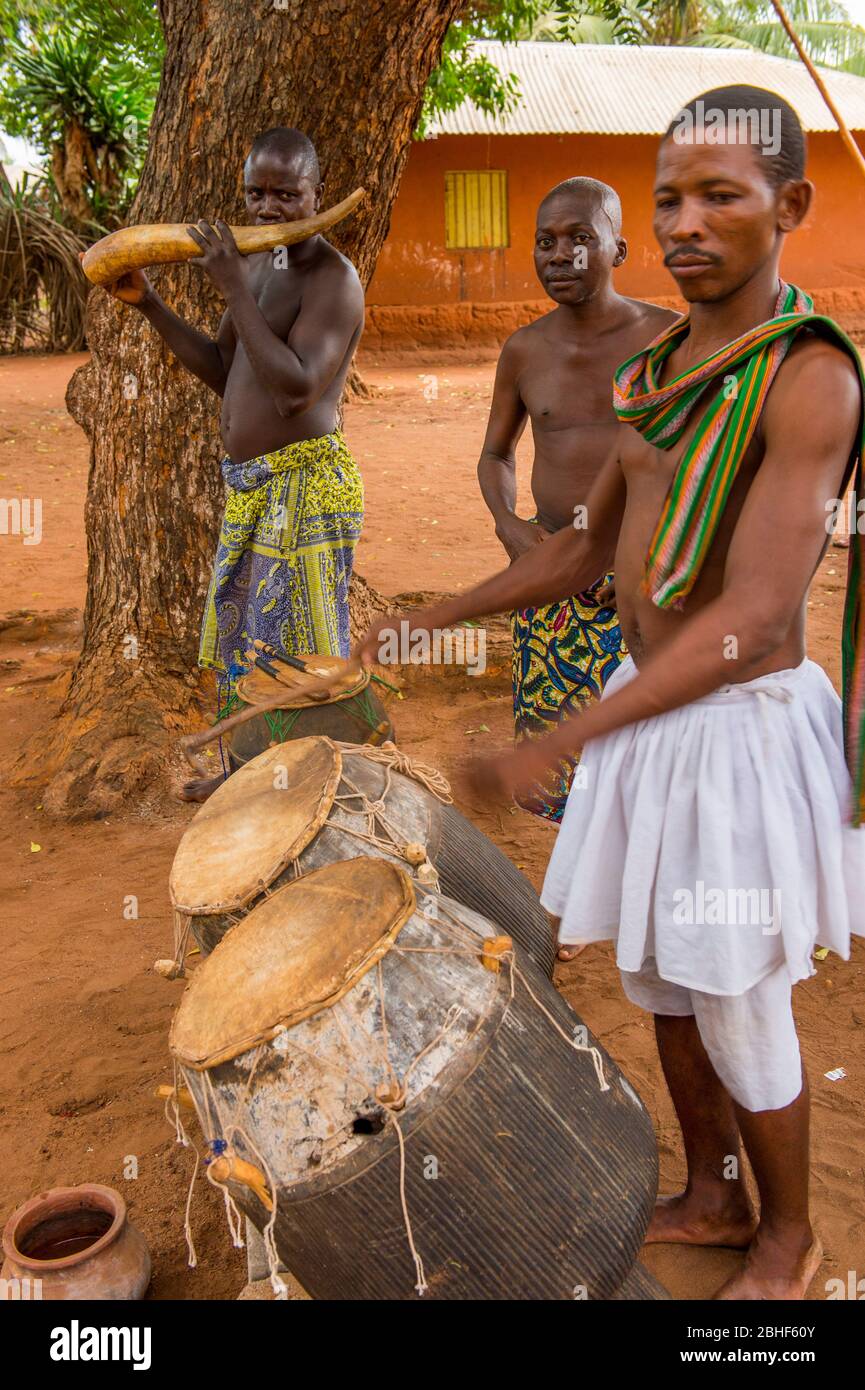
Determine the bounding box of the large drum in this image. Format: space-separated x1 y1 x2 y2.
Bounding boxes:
170 858 661 1301
225 660 394 771
170 736 556 975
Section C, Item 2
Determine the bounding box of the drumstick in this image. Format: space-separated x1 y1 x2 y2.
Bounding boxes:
254 638 402 696
253 642 310 674
253 640 331 679
250 653 305 687
247 646 333 704
253 655 283 680
178 663 362 775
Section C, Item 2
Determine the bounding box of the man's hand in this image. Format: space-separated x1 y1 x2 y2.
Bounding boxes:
595 575 616 607
186 219 246 297
463 732 578 805
495 514 547 563
354 611 431 668
100 266 152 307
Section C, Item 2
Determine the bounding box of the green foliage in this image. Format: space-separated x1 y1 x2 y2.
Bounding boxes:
611 0 865 58
64 0 163 72
0 2 43 50
703 1 865 66
4 29 150 154
420 1 590 133
0 0 161 63
0 0 162 223
559 0 865 61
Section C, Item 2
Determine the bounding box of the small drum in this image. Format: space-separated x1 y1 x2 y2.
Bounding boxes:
226 659 394 771
170 858 661 1301
170 736 556 975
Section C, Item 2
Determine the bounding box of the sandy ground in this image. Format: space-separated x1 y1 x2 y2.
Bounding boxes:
0 352 863 1302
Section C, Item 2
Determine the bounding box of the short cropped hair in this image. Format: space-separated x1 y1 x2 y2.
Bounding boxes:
539 177 622 236
663 85 806 188
247 127 320 182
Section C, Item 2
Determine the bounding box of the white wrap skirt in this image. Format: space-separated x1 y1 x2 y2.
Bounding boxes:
541 655 865 997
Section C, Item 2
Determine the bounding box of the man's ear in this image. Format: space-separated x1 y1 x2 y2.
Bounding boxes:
613 236 628 268
314 181 324 212
777 178 813 234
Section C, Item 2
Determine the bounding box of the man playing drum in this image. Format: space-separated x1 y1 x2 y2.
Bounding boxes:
100 126 365 801
359 86 865 1299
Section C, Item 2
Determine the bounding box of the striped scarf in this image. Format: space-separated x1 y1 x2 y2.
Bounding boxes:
613 281 865 824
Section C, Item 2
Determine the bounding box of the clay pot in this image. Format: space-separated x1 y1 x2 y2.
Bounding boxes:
2 1184 151 1300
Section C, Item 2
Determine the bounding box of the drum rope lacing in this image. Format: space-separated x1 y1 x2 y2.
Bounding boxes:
170 892 609 1299
202 1052 286 1293
163 1075 201 1267
335 741 453 804
329 766 441 888
166 1051 288 1294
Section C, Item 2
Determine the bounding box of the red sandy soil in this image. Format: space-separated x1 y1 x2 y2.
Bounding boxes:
0 352 863 1302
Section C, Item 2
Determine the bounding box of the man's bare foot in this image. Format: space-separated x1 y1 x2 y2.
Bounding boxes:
556 942 586 963
645 1189 758 1248
714 1233 822 1300
178 773 225 803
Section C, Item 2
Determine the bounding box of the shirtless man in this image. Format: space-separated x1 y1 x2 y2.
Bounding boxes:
479 178 675 859
102 127 365 799
360 86 865 1299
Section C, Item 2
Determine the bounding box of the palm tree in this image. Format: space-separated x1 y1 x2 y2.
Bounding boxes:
532 0 865 75
3 30 151 227
708 0 865 75
0 4 160 228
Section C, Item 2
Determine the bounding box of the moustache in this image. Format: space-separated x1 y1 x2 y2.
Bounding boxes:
664 248 722 268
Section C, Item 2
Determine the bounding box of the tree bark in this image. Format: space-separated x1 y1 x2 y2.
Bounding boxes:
30 0 462 817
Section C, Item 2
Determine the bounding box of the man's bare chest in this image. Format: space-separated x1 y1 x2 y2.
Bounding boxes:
520 355 622 430
236 264 302 340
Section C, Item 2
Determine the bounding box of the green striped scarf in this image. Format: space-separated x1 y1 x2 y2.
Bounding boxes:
613 282 865 825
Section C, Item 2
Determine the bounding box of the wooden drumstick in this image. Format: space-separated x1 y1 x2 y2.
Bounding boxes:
178 662 362 774
246 649 330 699
248 645 334 703
254 639 401 696
253 639 331 679
248 651 301 687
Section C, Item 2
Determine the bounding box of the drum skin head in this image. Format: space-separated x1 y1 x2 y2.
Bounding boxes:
169 738 342 914
170 859 416 1069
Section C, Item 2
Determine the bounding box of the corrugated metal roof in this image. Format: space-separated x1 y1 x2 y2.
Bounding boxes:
425 41 865 136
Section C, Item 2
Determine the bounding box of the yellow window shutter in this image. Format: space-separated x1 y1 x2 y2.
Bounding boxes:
445 171 509 250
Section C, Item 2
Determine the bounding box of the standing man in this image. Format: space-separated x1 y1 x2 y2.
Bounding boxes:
102 127 365 800
477 178 676 841
360 87 865 1298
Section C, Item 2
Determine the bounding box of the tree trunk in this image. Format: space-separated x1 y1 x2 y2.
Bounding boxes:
30 0 462 818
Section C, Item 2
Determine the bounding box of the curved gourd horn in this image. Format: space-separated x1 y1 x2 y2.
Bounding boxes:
81 187 365 287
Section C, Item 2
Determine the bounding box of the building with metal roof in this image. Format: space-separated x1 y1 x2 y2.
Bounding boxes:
365 41 865 353
425 41 865 138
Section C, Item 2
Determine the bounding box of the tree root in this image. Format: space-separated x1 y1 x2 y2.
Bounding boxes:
345 361 378 401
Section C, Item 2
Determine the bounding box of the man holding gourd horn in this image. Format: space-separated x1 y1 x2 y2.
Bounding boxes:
100 127 365 801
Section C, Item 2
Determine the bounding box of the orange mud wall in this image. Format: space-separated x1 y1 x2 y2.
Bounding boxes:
363 131 865 355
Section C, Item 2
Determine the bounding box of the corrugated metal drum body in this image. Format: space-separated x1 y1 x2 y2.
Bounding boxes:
183 740 555 976
175 871 657 1300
